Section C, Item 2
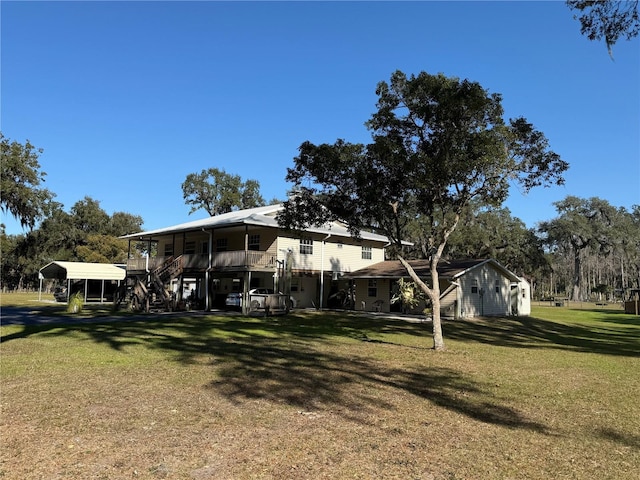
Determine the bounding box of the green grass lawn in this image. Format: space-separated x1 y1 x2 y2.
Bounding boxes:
1 294 639 479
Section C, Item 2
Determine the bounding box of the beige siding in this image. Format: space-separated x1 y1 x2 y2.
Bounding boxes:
288 276 318 309
276 234 385 274
353 277 392 312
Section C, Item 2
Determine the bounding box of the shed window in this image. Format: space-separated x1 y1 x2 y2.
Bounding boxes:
300 238 313 255
471 279 478 294
495 279 500 293
362 246 372 260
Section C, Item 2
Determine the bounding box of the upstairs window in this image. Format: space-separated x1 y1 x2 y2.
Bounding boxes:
164 244 174 257
216 238 228 252
361 246 372 260
300 237 313 255
248 234 260 251
184 241 196 255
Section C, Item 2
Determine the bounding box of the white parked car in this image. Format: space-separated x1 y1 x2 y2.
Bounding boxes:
225 289 296 310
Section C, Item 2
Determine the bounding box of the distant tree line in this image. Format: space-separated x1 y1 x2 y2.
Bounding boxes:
1 195 144 291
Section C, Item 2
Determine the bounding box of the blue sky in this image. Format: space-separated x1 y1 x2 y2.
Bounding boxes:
2 1 638 236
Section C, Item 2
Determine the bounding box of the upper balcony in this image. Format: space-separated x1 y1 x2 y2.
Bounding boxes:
126 251 277 273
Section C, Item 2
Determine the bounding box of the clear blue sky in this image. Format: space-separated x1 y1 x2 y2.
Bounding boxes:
2 1 638 236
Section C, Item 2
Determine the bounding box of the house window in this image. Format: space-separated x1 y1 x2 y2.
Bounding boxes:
361 246 372 260
495 279 500 293
164 244 174 257
248 234 260 251
300 237 313 255
184 241 196 254
471 279 478 294
368 279 377 297
201 241 208 254
216 238 228 252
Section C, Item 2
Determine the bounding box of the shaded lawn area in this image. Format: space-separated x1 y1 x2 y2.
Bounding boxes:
1 306 639 479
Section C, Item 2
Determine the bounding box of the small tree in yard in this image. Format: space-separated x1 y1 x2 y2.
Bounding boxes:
278 70 568 350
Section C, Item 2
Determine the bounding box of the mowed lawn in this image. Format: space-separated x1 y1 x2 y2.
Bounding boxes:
1 295 639 479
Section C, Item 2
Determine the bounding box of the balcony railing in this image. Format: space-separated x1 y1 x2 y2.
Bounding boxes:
211 250 276 269
127 251 276 272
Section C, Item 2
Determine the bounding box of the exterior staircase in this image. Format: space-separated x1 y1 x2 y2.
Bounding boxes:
127 256 185 312
153 256 184 282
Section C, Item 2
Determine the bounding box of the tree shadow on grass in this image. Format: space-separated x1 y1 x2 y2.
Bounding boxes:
211 346 548 432
443 315 640 357
596 428 640 449
1 312 548 433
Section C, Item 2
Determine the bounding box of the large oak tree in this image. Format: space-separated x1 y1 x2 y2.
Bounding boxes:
278 70 567 350
539 196 632 301
182 168 265 216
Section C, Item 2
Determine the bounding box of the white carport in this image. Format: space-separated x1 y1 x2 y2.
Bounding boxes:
39 261 126 303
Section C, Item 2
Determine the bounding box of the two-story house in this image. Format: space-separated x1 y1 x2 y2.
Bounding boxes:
121 204 389 313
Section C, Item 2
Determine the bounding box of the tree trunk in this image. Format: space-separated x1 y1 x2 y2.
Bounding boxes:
431 293 445 351
398 255 445 351
572 248 582 301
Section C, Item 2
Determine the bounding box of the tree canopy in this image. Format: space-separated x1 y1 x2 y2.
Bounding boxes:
567 0 640 55
445 203 549 278
0 133 55 229
182 168 265 216
279 70 567 350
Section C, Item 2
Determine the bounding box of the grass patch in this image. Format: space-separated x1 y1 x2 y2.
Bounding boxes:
1 299 639 479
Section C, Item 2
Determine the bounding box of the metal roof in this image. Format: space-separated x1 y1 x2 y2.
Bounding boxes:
121 204 392 244
344 258 522 282
39 262 126 281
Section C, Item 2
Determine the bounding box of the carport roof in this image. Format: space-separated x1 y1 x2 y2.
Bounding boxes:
39 261 126 281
